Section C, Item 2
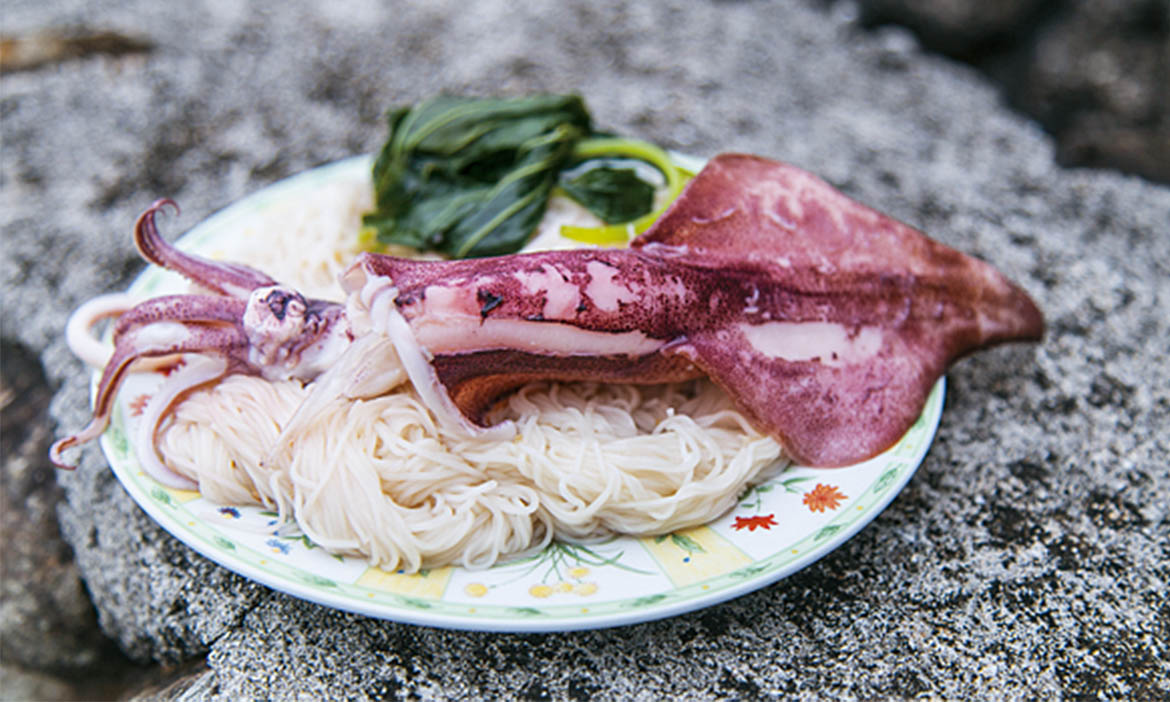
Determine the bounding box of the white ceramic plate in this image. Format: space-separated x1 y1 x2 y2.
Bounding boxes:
97 156 944 632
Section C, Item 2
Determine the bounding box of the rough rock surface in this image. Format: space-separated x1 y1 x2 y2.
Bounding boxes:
2 0 1168 699
0 338 149 700
0 339 102 672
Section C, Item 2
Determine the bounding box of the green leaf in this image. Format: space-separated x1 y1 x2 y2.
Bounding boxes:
109 428 130 460
874 467 900 494
561 166 655 223
558 136 689 244
213 536 236 551
730 564 768 578
780 476 813 493
280 534 320 550
364 94 592 258
150 487 173 506
814 525 843 541
299 573 337 588
624 594 667 607
399 596 431 609
509 607 543 616
671 534 706 554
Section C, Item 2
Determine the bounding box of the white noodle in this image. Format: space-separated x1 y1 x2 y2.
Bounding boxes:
153 175 787 571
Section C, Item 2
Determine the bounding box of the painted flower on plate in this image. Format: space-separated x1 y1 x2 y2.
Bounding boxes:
732 514 778 531
803 484 847 512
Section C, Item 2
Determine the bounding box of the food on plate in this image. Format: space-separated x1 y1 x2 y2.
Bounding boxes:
361 94 687 257
50 99 1043 572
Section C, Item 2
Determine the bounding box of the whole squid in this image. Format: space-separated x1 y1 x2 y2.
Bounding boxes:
51 154 1043 480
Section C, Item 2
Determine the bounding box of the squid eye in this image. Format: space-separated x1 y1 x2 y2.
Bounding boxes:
263 290 306 321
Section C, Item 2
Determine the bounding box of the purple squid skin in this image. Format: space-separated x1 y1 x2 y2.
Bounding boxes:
351 154 1044 466
642 154 1045 464
134 199 280 297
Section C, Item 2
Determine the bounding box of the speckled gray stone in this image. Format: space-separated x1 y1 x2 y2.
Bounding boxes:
3 0 1168 699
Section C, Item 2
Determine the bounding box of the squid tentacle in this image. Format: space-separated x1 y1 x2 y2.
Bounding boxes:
49 318 251 470
112 295 249 338
134 198 279 298
134 355 229 489
65 292 145 369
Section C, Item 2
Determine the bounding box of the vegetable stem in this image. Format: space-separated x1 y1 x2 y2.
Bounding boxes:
560 137 691 245
571 137 684 197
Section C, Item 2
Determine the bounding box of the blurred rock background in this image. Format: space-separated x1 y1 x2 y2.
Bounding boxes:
855 0 1170 183
1 0 1167 699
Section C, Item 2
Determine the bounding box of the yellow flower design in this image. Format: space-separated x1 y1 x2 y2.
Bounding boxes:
529 584 554 598
568 566 590 579
464 583 488 598
574 582 599 596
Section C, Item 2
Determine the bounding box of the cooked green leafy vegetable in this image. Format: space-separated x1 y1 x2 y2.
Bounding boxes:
363 94 591 258
363 94 685 258
561 166 655 224
558 136 690 245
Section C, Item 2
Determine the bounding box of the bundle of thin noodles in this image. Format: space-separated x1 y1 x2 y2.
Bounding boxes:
157 375 784 572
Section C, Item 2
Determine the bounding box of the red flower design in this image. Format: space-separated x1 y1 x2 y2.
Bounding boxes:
803 484 846 513
156 357 186 377
129 394 151 416
732 514 778 532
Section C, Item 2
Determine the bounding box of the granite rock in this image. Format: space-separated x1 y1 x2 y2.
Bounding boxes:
2 0 1168 699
